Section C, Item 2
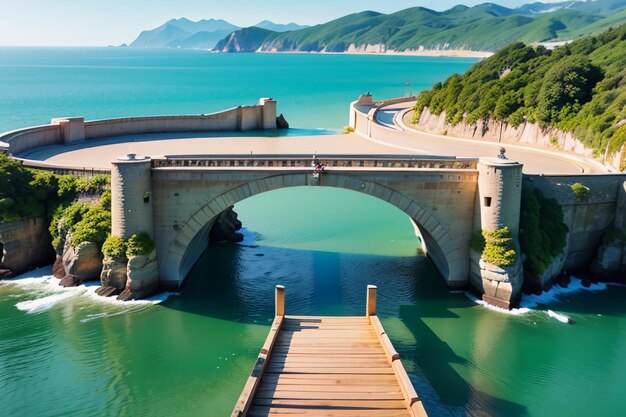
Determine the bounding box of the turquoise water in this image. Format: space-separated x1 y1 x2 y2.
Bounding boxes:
0 47 475 132
1 49 626 417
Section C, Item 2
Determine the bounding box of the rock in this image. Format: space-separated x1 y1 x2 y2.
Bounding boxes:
59 275 78 287
62 240 103 283
100 256 128 290
120 249 159 300
0 269 14 279
95 286 119 297
210 206 244 243
276 113 289 129
0 217 55 275
581 279 592 288
52 256 65 279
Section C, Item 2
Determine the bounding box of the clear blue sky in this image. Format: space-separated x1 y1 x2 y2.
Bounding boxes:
0 0 567 46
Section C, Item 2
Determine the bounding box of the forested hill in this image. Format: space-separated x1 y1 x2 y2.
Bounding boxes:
214 0 626 53
412 24 626 159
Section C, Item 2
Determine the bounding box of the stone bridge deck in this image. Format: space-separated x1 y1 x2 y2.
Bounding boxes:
232 286 427 417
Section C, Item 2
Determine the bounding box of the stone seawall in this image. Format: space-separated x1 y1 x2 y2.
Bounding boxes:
527 174 626 287
0 217 54 277
416 108 624 172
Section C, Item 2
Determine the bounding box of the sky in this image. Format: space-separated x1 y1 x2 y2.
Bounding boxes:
0 0 570 46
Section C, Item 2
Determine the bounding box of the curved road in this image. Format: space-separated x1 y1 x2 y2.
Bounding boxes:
17 103 608 175
372 102 608 174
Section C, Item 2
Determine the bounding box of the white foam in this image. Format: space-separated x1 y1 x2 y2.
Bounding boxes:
463 276 609 317
463 292 531 316
520 277 607 309
547 310 572 324
3 266 178 317
16 290 83 314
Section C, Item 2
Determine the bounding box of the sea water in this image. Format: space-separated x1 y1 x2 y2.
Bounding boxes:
1 48 625 417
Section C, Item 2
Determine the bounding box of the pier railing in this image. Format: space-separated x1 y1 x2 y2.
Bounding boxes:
152 156 478 170
231 285 428 417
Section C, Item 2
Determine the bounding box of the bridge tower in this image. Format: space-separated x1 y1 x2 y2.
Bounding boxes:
472 156 524 309
111 154 154 238
110 154 158 298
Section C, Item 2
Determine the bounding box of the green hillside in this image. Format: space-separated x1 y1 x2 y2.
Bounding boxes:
214 1 626 53
412 24 626 163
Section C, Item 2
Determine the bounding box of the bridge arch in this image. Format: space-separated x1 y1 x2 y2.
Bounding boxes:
161 172 463 289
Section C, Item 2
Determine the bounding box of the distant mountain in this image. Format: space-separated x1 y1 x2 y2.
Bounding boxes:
130 18 240 49
129 18 307 49
213 0 626 53
254 20 308 32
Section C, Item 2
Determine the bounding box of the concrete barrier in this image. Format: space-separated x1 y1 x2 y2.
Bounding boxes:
0 99 278 155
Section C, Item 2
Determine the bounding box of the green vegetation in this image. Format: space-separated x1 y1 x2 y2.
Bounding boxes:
214 3 626 53
49 193 112 250
571 182 590 200
473 227 517 267
126 233 156 257
412 25 626 163
519 180 569 277
102 232 155 261
342 126 355 134
102 235 128 260
0 153 110 222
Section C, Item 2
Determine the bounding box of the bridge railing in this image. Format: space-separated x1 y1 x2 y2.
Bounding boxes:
151 156 478 170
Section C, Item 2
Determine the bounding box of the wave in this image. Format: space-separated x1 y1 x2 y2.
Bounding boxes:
2 266 178 318
462 277 609 322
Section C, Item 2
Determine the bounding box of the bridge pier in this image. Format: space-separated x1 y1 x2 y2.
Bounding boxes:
109 154 159 298
471 157 524 309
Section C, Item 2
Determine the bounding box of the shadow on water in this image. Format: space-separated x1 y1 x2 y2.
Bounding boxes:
161 239 437 323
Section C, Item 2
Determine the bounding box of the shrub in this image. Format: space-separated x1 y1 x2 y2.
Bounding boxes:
470 230 486 252
49 201 111 249
481 227 517 267
126 233 155 257
69 207 111 248
520 180 569 277
342 126 355 134
102 235 128 259
571 182 590 201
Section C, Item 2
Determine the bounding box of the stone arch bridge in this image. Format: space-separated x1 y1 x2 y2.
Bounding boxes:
112 154 523 307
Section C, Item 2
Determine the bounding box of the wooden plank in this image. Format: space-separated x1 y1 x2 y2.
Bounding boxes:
249 406 411 416
269 358 389 365
410 401 428 417
265 367 395 374
260 374 398 384
369 316 400 362
254 390 405 400
271 347 385 354
252 398 407 409
231 316 283 417
258 384 402 393
392 360 419 408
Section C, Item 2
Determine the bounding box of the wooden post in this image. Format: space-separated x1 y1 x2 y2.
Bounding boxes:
275 285 285 317
366 285 377 316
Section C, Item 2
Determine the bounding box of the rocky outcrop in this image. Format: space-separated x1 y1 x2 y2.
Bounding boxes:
276 114 289 129
210 206 244 243
470 250 523 309
59 240 103 286
415 108 624 172
118 250 159 300
0 217 54 277
100 256 128 291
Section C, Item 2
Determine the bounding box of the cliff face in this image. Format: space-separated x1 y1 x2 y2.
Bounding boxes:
415 107 624 171
0 217 54 278
214 27 275 53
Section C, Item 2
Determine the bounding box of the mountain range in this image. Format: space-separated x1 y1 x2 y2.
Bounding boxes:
129 18 307 49
214 0 626 53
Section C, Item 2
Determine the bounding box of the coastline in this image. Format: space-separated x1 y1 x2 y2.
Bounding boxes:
254 48 493 59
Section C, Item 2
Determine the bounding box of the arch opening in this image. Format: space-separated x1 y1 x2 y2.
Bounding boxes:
163 173 464 290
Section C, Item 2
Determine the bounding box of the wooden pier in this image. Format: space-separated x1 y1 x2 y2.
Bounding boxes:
232 285 428 417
